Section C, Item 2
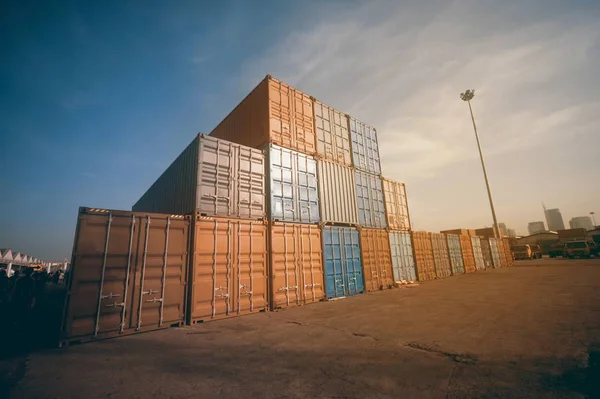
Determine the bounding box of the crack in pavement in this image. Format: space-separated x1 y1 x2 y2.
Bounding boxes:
406 342 478 365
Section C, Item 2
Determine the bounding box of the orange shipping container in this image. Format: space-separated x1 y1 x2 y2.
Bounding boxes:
502 238 514 266
381 178 411 231
459 234 477 273
411 231 436 282
269 223 324 310
210 75 316 155
188 216 268 324
497 239 507 268
360 228 393 291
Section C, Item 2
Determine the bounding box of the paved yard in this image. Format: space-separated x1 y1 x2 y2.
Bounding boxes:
4 258 600 398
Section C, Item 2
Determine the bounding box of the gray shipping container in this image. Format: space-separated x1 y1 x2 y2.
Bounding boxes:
431 232 452 278
267 144 320 224
389 231 417 282
489 238 501 268
314 101 352 166
355 170 386 229
471 236 485 270
317 159 359 225
349 117 382 175
446 234 465 275
133 134 266 219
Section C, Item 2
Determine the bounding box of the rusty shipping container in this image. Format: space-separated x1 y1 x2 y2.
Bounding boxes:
62 208 189 344
314 100 352 165
480 237 494 269
471 236 485 270
360 228 393 291
317 159 359 225
502 237 514 266
269 223 324 309
459 234 477 273
210 75 316 155
355 170 386 229
133 134 266 220
389 231 417 282
322 226 364 299
411 231 436 282
267 144 320 224
431 233 452 279
381 178 411 231
349 117 382 175
446 234 465 275
497 238 507 267
489 238 501 268
188 216 268 324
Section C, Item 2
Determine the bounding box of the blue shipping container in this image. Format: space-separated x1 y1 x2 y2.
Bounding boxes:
322 226 364 299
355 170 387 229
349 117 382 175
268 144 320 224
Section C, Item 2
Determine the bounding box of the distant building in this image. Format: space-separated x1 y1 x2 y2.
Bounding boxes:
544 208 565 231
528 221 546 235
569 216 594 231
506 228 517 238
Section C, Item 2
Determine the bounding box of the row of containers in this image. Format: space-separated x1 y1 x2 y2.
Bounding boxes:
62 207 513 344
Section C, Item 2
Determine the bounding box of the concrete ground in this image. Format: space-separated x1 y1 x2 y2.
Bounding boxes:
4 257 600 398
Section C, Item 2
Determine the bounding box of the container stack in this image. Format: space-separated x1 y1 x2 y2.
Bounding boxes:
132 134 271 323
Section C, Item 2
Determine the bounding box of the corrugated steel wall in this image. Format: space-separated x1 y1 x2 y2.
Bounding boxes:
460 234 477 273
431 233 452 279
412 231 436 281
480 237 494 269
314 101 352 165
349 118 381 175
317 159 359 225
446 234 465 275
471 236 485 270
489 238 501 268
382 178 411 231
64 208 189 342
322 226 364 299
355 170 386 229
269 223 324 310
267 144 320 224
188 217 268 324
360 228 393 291
389 231 417 282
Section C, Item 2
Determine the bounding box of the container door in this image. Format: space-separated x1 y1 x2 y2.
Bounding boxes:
234 221 268 314
472 237 485 270
397 232 415 282
237 146 266 220
350 118 381 175
270 146 295 222
389 232 402 282
323 227 346 299
297 225 324 304
369 174 387 229
315 102 351 165
270 224 301 308
343 227 364 295
295 152 320 223
198 137 235 218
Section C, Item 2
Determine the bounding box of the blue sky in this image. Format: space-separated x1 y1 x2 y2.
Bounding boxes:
2 0 599 260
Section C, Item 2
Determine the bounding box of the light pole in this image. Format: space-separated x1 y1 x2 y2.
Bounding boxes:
591 212 597 228
460 89 500 240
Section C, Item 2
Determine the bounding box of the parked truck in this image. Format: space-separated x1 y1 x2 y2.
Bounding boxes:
512 244 543 260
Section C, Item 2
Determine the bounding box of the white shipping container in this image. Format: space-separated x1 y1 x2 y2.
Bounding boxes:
489 238 501 269
314 101 352 166
471 236 485 270
133 134 266 219
389 231 417 282
446 234 465 275
355 170 386 229
382 178 411 231
317 159 359 225
349 117 382 175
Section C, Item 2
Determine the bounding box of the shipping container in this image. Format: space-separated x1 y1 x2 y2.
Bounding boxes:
133 135 266 220
440 229 476 236
381 178 411 231
557 228 589 244
389 231 417 282
460 235 477 273
430 233 452 279
210 75 316 154
314 100 352 166
489 238 501 268
480 237 494 269
349 117 382 175
360 228 393 291
267 144 320 224
502 238 514 267
317 159 359 225
322 226 364 299
188 216 268 324
471 236 485 270
62 208 189 344
411 231 436 281
446 234 465 275
355 170 386 229
269 223 324 309
497 238 507 267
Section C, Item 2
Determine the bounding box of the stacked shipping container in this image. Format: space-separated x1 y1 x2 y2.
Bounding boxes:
446 234 465 275
431 233 452 279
